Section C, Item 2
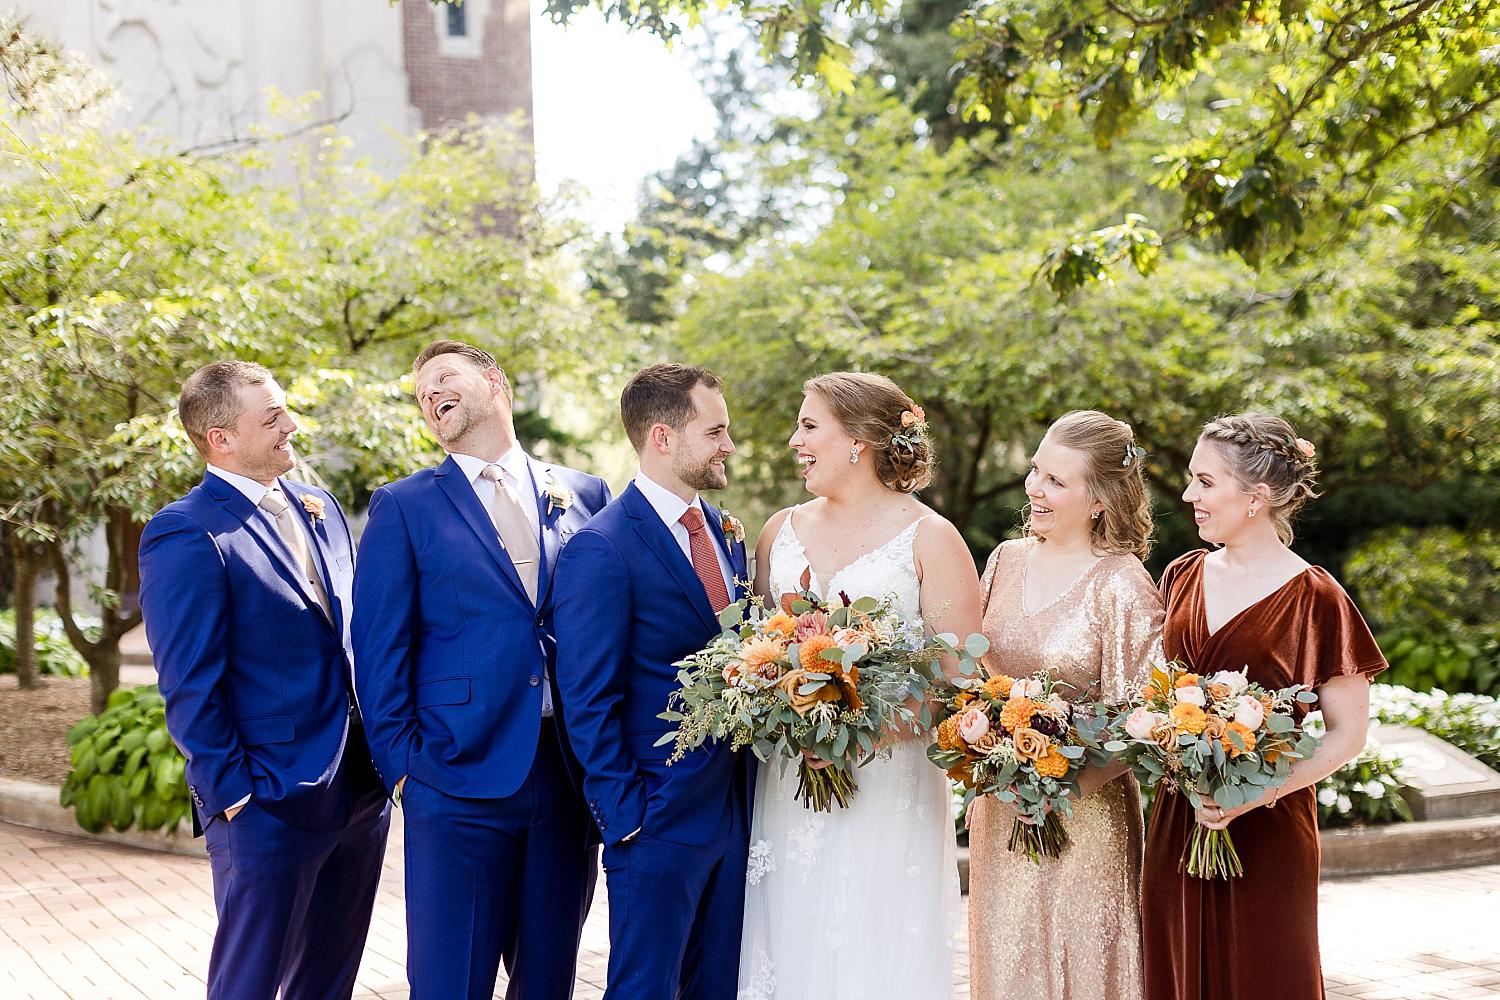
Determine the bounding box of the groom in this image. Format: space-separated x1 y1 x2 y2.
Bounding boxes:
352 340 611 999
553 363 753 1000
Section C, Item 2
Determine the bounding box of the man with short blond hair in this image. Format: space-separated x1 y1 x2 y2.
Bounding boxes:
139 361 388 1000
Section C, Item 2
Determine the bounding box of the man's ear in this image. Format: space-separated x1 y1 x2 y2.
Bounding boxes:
649 423 673 454
205 426 233 457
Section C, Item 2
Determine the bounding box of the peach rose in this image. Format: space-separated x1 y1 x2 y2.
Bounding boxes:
1202 715 1229 741
1012 727 1050 762
777 669 839 715
957 707 991 744
1207 683 1233 702
1124 706 1164 742
1207 669 1249 695
1233 695 1267 730
1174 684 1207 707
1150 720 1179 752
1011 677 1045 699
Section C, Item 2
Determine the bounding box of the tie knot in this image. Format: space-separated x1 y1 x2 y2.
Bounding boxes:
479 464 504 483
679 506 706 533
259 489 289 516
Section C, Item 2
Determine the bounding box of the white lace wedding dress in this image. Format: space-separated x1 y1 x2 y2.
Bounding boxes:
736 511 961 1000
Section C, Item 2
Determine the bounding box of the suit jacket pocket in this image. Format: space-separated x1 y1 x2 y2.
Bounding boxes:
416 676 471 708
237 715 296 745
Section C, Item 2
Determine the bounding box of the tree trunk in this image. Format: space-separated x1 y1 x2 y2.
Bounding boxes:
86 643 121 716
9 533 40 689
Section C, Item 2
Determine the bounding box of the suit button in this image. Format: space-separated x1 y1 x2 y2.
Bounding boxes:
535 615 545 627
529 676 540 687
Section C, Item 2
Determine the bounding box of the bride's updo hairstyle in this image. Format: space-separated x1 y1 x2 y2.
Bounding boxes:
804 372 935 494
1199 411 1320 544
1034 410 1154 561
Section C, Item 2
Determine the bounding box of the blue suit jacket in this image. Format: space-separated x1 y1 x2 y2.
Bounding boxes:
351 454 611 799
552 483 752 846
139 473 358 831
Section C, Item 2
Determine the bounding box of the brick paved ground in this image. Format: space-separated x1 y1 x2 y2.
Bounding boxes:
2 816 1497 999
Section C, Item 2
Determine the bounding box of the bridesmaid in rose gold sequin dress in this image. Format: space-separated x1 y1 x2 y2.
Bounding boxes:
967 412 1163 1000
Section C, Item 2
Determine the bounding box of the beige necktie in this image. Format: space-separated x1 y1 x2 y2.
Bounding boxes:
480 464 540 602
259 488 333 621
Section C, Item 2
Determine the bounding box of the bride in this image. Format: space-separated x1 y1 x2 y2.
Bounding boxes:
736 372 981 1000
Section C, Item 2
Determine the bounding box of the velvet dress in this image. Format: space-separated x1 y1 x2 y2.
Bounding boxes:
1141 549 1388 1000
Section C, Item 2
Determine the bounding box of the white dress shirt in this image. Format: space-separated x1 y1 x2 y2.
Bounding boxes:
633 471 735 597
448 447 553 716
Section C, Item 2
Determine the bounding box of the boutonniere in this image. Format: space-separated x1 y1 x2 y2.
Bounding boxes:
544 478 574 516
720 510 745 544
301 494 326 522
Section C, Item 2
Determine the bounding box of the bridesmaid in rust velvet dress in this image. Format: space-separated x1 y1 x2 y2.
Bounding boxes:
1142 413 1388 1000
968 412 1163 1000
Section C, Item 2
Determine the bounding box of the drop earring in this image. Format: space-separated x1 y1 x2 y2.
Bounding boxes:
1091 511 1101 520
1248 506 1257 518
849 446 860 465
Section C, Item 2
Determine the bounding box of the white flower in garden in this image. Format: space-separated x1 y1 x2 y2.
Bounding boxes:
1174 685 1206 707
1232 695 1266 730
1318 787 1338 806
1336 794 1353 813
1207 669 1249 695
1303 710 1325 738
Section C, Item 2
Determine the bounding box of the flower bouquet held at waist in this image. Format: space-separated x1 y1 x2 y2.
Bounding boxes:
1104 660 1321 879
659 586 986 811
929 670 1108 863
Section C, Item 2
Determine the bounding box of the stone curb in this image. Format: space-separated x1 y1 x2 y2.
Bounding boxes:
953 813 1500 890
0 777 204 857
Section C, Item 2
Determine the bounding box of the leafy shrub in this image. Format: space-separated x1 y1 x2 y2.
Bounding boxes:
60 685 190 834
1371 684 1500 772
0 608 91 678
1316 745 1414 829
1346 528 1500 695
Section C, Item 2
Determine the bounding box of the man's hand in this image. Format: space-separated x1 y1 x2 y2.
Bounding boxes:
394 774 408 805
223 803 246 823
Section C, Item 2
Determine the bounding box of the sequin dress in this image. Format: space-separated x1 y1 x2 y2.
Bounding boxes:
967 538 1164 1000
736 510 962 1000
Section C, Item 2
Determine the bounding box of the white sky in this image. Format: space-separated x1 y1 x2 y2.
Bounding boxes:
530 3 718 235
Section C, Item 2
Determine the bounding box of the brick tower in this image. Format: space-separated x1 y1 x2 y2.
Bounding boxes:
401 0 535 154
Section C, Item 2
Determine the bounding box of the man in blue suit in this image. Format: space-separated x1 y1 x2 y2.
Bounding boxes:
139 361 389 1000
552 364 752 1000
352 339 611 1000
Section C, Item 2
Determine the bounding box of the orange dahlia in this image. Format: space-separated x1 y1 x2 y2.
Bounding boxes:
1034 747 1070 779
1222 721 1258 757
982 675 1014 699
937 715 963 751
740 637 786 673
954 691 977 710
798 634 838 668
1174 673 1202 689
1000 696 1038 733
1170 702 1209 734
762 612 798 640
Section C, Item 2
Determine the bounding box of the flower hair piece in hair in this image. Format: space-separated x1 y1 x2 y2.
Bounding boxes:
890 404 927 455
1122 444 1147 468
1293 437 1316 459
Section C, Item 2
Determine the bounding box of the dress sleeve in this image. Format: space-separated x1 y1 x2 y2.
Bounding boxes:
1304 570 1389 687
1096 559 1166 702
977 543 1007 675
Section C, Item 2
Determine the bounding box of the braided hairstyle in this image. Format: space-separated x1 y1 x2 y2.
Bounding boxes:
1034 410 1154 560
804 372 935 494
1199 412 1320 544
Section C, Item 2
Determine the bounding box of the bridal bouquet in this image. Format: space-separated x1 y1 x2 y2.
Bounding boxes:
1104 660 1321 878
660 588 986 811
929 671 1109 862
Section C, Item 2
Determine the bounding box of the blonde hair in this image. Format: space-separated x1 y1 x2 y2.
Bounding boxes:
1025 410 1154 560
1199 412 1320 544
803 372 934 493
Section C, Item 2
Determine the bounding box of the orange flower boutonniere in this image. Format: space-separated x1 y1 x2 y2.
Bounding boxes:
301 494 325 522
721 511 746 543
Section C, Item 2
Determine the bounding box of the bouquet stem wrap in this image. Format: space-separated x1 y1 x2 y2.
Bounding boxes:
1008 811 1068 862
796 761 858 811
1183 825 1244 879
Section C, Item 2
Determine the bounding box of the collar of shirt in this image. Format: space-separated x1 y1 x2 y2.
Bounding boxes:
450 446 533 494
206 465 279 507
634 470 701 531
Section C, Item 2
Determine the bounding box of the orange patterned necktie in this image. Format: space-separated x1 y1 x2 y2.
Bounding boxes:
679 506 731 613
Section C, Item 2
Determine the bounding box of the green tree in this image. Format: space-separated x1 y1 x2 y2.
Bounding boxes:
2 22 623 710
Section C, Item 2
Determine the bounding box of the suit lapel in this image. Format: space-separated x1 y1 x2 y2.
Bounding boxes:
624 484 719 633
529 461 561 581
434 455 531 603
202 473 333 630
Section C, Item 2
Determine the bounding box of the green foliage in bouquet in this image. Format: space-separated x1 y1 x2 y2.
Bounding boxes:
1316 746 1414 830
0 608 91 678
60 685 190 834
662 592 987 810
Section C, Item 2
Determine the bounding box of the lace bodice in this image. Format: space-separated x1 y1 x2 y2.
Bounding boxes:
768 510 929 622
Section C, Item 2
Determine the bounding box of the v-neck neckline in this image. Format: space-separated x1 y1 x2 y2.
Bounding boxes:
1197 557 1312 639
1018 541 1106 618
784 509 927 599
